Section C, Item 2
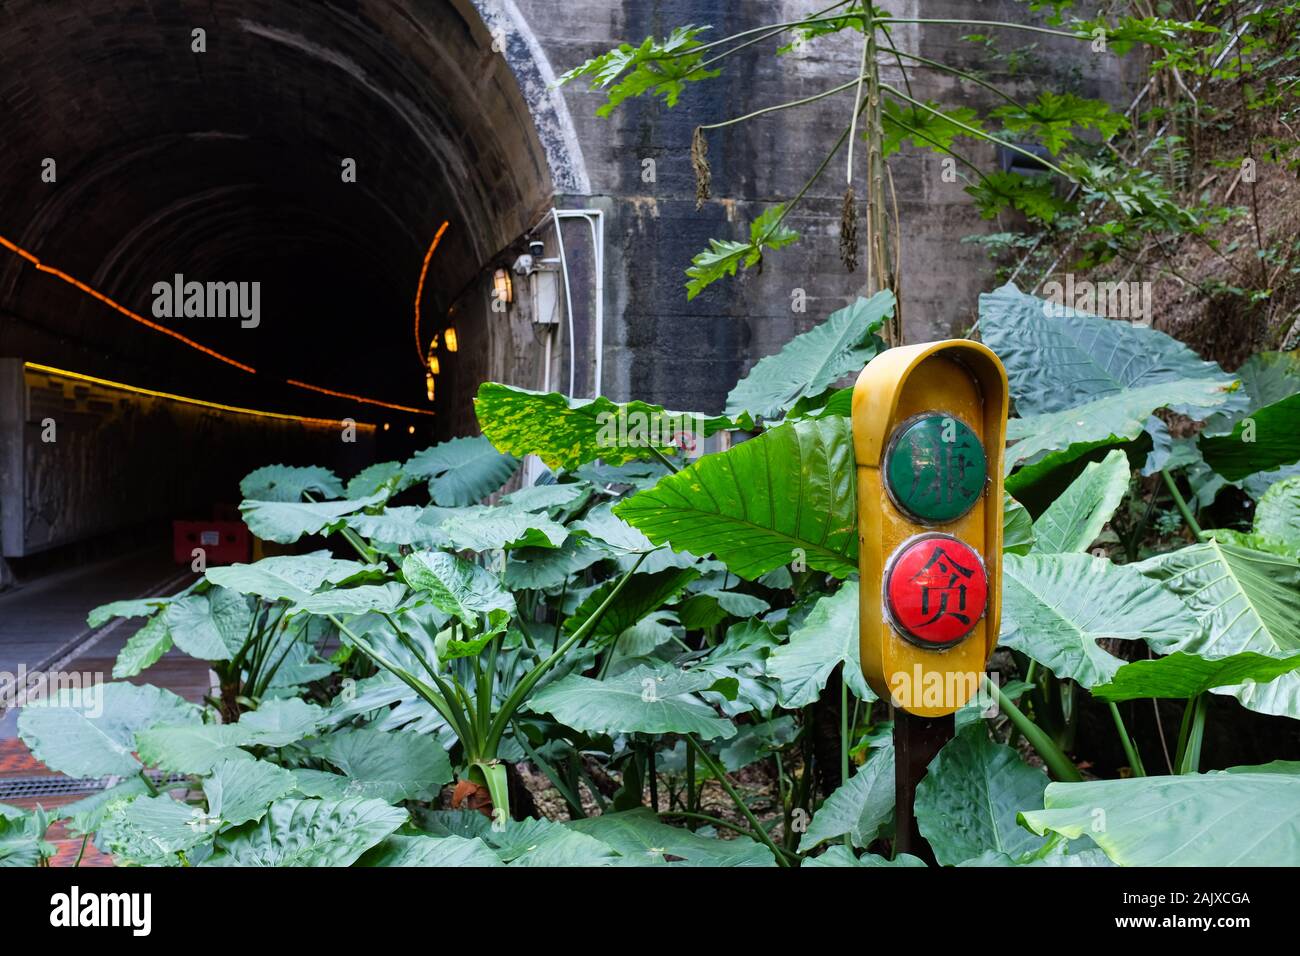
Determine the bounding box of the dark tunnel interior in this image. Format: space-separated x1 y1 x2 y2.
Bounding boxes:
0 0 551 436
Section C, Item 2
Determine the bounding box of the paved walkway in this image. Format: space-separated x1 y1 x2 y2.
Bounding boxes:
0 547 208 865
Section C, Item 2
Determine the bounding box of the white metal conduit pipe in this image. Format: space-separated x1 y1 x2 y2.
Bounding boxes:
530 208 605 398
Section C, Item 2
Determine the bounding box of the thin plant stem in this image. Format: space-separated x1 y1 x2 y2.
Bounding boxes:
685 735 790 867
1161 469 1203 537
701 79 859 131
1107 701 1146 776
986 676 1082 782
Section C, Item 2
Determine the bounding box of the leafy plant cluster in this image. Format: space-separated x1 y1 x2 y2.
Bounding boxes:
5 283 1300 867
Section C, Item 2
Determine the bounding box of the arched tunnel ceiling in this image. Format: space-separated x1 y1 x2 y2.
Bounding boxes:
0 0 553 420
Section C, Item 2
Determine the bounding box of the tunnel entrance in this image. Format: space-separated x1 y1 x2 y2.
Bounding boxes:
0 0 572 569
0 0 557 431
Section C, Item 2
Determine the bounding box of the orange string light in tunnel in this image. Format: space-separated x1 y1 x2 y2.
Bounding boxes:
24 361 376 430
0 230 438 417
413 220 450 368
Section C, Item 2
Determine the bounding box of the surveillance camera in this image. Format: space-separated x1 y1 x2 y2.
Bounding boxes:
528 240 545 257
511 253 534 276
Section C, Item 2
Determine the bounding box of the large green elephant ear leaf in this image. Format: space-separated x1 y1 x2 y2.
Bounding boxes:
302 729 453 803
978 283 1242 418
202 758 297 828
614 417 857 581
723 291 892 422
206 552 377 603
473 382 737 472
240 464 344 502
999 553 1203 689
205 798 407 866
914 724 1050 866
527 664 736 740
1003 494 1035 555
767 582 874 706
1020 769 1300 865
798 737 895 852
1251 475 1300 554
401 551 516 624
17 683 201 778
404 435 520 506
1030 449 1130 553
239 492 385 544
1135 540 1300 717
1092 650 1300 702
1200 392 1300 481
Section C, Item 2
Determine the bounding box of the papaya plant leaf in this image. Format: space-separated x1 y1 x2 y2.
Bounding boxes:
1030 449 1130 553
614 417 857 581
999 553 1203 689
558 25 719 116
724 292 892 421
1020 770 1300 865
914 725 1049 866
404 436 519 506
685 205 799 301
474 382 735 472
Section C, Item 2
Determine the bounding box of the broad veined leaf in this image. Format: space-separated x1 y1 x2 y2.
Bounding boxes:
1004 493 1035 555
804 846 928 867
345 506 454 548
440 506 568 551
569 808 776 866
0 807 52 867
1253 475 1300 554
614 417 857 581
206 553 376 603
404 435 519 506
240 464 344 502
528 664 736 740
304 729 453 803
203 758 296 827
573 501 657 555
558 24 719 117
484 817 619 867
474 382 736 472
563 567 699 638
1238 350 1300 410
358 834 502 867
345 461 415 499
291 582 414 618
435 608 510 661
723 292 892 421
799 740 896 852
162 588 251 660
1020 770 1300 865
499 482 590 512
717 715 797 771
135 724 256 774
914 725 1049 866
1135 540 1300 717
1092 651 1300 702
694 619 783 718
112 613 174 679
205 798 407 867
99 795 221 863
236 698 327 747
88 596 176 629
505 538 605 591
1201 393 1300 481
17 683 201 778
767 582 874 706
978 283 1241 418
999 553 1203 689
1005 378 1236 484
400 551 516 625
239 492 385 544
1031 449 1130 554
60 777 151 837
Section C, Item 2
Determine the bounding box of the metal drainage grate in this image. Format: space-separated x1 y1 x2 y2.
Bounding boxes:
0 771 189 802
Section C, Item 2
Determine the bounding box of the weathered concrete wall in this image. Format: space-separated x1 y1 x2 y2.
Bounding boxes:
464 0 1137 420
0 360 375 557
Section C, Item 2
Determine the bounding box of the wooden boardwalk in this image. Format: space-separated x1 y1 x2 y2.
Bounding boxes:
0 547 208 866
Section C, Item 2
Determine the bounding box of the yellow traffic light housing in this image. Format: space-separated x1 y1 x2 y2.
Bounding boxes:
852 340 1008 717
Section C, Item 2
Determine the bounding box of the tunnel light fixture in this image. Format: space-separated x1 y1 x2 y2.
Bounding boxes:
426 372 435 402
428 355 440 376
493 268 513 306
408 425 416 435
444 326 458 352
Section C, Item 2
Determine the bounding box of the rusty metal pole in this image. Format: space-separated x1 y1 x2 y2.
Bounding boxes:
893 708 953 864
